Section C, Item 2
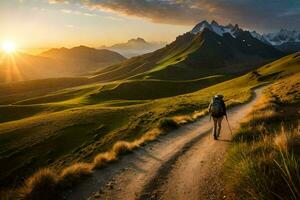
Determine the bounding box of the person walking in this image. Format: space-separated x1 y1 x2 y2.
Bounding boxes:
208 94 227 140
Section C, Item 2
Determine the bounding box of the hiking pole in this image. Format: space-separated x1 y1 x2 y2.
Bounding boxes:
225 115 233 136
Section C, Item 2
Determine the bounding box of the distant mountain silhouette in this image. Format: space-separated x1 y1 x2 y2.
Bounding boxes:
40 45 126 72
41 46 124 63
0 52 61 83
102 38 166 58
0 46 126 83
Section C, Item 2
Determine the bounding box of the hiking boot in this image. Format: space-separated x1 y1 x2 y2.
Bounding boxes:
214 135 218 140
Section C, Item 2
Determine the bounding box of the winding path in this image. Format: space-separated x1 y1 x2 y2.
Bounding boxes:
66 87 264 200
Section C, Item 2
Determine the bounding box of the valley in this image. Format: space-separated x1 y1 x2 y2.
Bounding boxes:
0 18 299 200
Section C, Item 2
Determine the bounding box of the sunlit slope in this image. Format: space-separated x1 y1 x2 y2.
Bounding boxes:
0 52 63 83
0 52 298 189
0 77 90 105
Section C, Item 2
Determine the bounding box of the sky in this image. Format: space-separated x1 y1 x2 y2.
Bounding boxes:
1 0 300 53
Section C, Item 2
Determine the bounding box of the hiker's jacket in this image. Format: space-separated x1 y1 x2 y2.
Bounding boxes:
208 99 227 118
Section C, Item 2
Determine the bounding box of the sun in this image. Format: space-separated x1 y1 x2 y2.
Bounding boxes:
2 41 16 54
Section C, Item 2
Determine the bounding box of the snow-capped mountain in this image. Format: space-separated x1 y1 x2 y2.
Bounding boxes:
250 31 272 45
253 29 300 53
263 29 300 46
191 20 241 37
191 20 300 53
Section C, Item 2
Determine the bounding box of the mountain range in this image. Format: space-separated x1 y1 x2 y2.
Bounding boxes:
0 46 125 83
191 20 300 54
91 20 284 83
40 46 126 73
1 20 299 84
101 38 166 58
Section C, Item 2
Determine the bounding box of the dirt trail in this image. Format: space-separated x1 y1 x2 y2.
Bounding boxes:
66 87 264 200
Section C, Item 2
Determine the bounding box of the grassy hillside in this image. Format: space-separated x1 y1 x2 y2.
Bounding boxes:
0 52 298 194
0 77 91 105
224 71 300 199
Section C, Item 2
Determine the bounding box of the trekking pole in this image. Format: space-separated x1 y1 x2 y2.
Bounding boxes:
225 115 233 136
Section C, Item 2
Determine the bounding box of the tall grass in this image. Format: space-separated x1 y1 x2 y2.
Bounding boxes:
274 151 300 199
225 126 300 200
224 92 300 200
274 125 300 153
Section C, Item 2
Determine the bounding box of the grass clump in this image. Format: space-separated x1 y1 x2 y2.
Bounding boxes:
17 168 58 200
244 95 280 127
112 141 138 155
225 127 300 199
93 152 117 169
231 125 265 143
274 126 300 153
93 129 162 169
159 118 180 131
274 151 300 199
172 115 193 125
58 163 93 188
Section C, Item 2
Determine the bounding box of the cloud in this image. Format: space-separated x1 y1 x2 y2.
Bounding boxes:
199 0 300 31
50 0 300 31
83 0 206 25
61 9 97 16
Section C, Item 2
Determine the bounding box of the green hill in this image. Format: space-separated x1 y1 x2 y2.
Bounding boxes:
0 52 298 191
0 77 91 105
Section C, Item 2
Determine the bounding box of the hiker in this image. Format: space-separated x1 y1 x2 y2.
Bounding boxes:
208 94 227 140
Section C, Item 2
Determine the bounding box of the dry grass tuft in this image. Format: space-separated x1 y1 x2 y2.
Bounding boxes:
192 110 207 120
159 118 180 131
93 129 161 169
58 163 93 188
274 125 300 152
17 168 58 200
243 95 279 125
93 152 117 169
112 141 137 155
140 128 161 143
245 109 279 126
172 115 193 125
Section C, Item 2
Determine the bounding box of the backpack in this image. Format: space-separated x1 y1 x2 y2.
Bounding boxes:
210 98 224 116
